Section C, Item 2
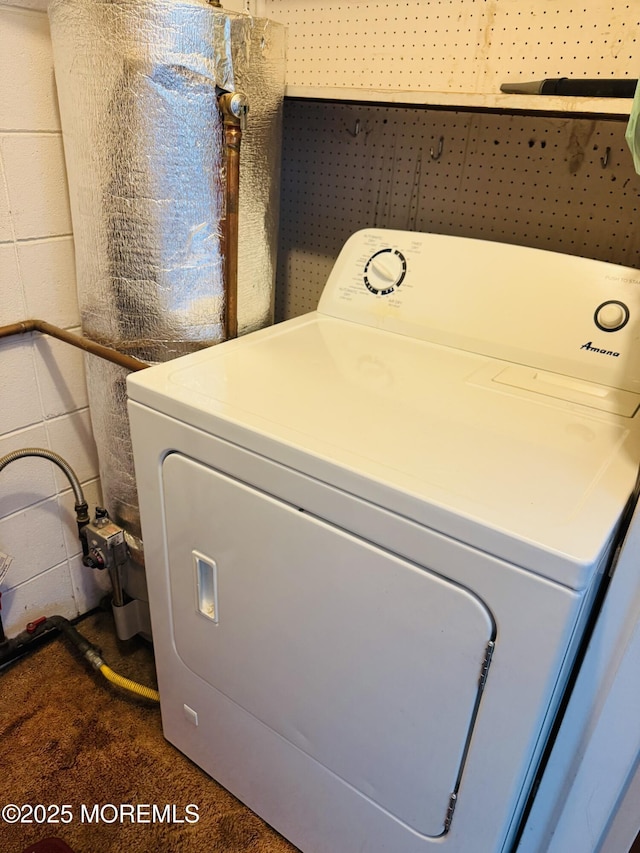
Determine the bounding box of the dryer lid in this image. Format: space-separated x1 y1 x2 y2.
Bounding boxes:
128 311 640 590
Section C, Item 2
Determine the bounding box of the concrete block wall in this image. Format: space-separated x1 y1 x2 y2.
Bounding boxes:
0 2 109 636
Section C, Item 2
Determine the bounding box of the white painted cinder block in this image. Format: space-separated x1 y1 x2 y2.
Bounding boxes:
0 497 67 587
1 561 77 635
0 6 61 133
0 426 58 518
0 133 72 239
0 242 26 324
0 4 107 629
34 329 89 418
18 236 79 327
45 408 100 490
0 336 42 434
0 163 12 243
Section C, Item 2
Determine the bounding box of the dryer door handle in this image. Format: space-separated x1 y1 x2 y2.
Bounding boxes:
194 551 219 623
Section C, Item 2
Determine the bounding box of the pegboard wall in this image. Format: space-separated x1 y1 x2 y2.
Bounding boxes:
275 102 640 320
259 1 638 93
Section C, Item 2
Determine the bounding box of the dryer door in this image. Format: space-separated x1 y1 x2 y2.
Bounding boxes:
161 453 495 838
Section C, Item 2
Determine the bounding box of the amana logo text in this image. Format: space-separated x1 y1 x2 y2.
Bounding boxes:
580 341 620 357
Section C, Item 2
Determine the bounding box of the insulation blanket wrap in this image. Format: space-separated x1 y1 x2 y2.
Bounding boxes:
48 0 285 551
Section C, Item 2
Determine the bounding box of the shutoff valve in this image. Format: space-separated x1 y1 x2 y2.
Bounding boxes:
218 90 249 130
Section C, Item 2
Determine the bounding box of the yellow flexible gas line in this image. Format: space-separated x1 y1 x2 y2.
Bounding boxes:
99 664 160 702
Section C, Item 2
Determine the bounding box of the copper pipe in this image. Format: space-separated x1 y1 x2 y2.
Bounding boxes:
218 91 247 342
222 121 241 341
0 320 150 372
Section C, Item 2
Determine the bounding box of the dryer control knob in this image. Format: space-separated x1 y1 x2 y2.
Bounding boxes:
594 301 629 332
364 248 407 295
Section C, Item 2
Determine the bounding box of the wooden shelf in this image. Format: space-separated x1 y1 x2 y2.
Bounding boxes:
284 86 633 120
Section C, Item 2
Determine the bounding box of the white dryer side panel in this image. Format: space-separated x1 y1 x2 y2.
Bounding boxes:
162 453 494 838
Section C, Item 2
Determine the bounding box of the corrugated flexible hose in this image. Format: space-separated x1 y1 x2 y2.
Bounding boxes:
99 663 160 702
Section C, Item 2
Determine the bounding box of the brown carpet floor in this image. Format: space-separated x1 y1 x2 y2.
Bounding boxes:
1 610 299 853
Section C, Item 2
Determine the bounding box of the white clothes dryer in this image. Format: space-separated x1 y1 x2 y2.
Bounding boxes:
127 229 640 853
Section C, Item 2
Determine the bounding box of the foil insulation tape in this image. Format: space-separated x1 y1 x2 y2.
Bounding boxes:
49 0 286 552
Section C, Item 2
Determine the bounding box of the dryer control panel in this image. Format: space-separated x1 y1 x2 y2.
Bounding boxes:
317 228 640 395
